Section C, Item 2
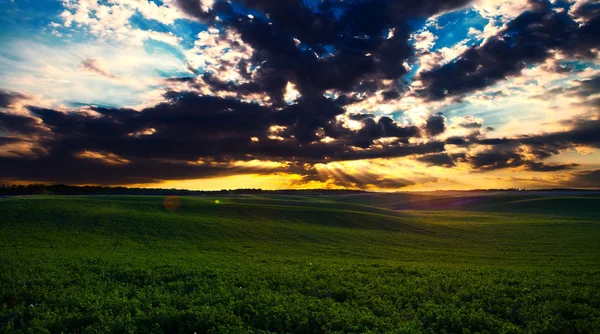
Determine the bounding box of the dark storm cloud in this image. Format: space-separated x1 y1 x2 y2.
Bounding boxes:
419 1 600 99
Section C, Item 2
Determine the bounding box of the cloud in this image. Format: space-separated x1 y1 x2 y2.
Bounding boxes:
418 3 600 100
467 149 578 171
412 29 438 52
473 0 537 21
0 39 183 108
0 137 21 146
453 116 484 129
173 0 474 108
60 0 183 46
566 169 600 188
0 90 27 108
80 59 119 79
425 113 446 136
289 166 420 190
2 0 600 188
327 170 417 190
569 0 600 22
185 28 255 87
440 115 600 171
0 91 444 184
0 154 285 184
417 153 464 167
0 111 44 136
171 0 217 21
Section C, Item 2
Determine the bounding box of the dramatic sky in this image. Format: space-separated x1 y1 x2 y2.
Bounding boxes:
0 0 599 190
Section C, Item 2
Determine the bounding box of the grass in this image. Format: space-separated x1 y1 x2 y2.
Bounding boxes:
1 195 599 333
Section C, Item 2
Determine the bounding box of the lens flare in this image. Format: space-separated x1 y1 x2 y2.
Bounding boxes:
163 196 181 211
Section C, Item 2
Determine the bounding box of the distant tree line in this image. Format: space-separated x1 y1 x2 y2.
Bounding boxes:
0 184 597 196
0 184 368 196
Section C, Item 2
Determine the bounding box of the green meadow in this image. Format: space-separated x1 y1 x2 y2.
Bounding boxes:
1 194 599 333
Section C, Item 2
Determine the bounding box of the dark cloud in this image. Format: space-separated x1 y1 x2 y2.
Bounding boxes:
291 167 420 190
176 0 473 105
416 146 576 171
422 72 600 172
524 161 578 172
424 113 446 136
458 117 600 171
381 90 401 100
335 171 417 190
346 116 420 148
569 0 600 22
459 122 482 129
518 119 600 150
0 137 21 146
575 76 600 97
468 149 577 171
0 112 44 135
3 0 599 187
445 136 467 145
0 90 27 109
566 169 600 188
456 120 483 129
0 155 284 185
419 2 600 99
419 114 600 172
536 76 600 99
417 153 465 167
0 91 443 184
171 0 219 21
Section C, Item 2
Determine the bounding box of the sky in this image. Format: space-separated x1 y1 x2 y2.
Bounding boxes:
0 0 599 191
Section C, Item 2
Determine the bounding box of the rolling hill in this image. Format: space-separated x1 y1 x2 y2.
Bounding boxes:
1 195 599 333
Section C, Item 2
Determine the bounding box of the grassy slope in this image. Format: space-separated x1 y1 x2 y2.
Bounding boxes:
1 195 599 333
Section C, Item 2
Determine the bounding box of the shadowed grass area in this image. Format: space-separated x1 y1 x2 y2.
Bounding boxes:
1 195 599 333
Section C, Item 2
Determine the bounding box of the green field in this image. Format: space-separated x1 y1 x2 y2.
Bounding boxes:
1 194 599 333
